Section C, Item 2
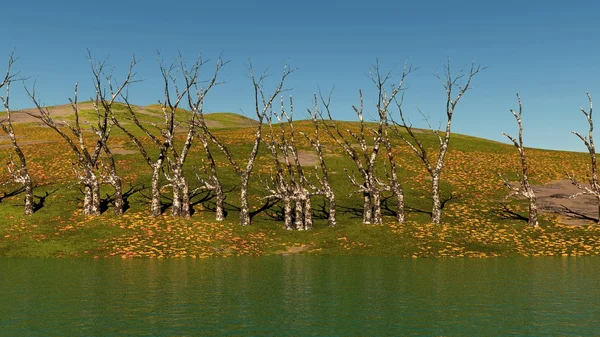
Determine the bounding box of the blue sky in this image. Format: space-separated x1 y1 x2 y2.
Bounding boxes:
2 0 600 151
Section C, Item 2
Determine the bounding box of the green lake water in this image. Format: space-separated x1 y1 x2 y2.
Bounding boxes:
0 256 599 336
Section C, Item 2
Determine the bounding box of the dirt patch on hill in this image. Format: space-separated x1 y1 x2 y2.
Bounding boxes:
533 180 598 225
278 151 319 166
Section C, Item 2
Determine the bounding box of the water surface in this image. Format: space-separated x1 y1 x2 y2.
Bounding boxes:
1 257 598 336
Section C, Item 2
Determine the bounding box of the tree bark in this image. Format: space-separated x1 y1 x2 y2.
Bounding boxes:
239 173 251 226
284 197 293 230
150 161 163 216
304 197 313 230
431 173 442 224
362 191 372 224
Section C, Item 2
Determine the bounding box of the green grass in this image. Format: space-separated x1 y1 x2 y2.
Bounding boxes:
0 106 599 258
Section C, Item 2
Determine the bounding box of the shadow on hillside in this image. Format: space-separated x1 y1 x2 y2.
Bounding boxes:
263 199 331 223
0 186 26 203
559 204 598 223
334 192 461 219
495 203 528 222
33 188 58 212
99 184 143 214
1 184 59 214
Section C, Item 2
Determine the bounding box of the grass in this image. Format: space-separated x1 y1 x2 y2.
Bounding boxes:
0 105 598 258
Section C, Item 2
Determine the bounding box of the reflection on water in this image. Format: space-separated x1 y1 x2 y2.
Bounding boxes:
0 257 598 336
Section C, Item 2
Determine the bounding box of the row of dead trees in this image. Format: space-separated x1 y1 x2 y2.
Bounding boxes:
2 52 600 228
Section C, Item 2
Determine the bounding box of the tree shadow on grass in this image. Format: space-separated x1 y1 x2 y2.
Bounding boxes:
494 203 528 222
250 198 279 222
32 188 58 212
99 184 143 214
0 186 26 203
383 192 460 218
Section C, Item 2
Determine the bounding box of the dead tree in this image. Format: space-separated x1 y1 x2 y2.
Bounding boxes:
0 53 34 215
320 62 412 224
202 63 293 226
162 57 224 218
187 60 228 221
301 94 337 227
397 60 483 224
111 99 167 216
114 55 223 218
567 92 600 224
499 94 538 227
27 54 137 215
262 96 318 230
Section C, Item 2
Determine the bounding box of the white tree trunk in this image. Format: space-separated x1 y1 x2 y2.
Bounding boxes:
431 173 442 224
239 173 251 226
150 162 162 217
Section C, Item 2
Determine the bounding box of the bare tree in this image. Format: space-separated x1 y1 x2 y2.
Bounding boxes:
0 53 34 215
567 92 600 224
162 56 224 218
27 54 137 215
188 60 228 221
114 55 224 218
397 59 483 224
320 61 412 224
499 94 538 227
301 94 337 227
111 98 167 216
262 96 320 230
202 63 293 226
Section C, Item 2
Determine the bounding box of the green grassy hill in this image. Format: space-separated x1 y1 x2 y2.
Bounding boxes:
0 105 598 258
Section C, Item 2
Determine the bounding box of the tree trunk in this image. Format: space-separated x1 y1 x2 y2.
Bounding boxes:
363 191 372 224
24 177 34 215
150 162 162 217
373 191 382 225
180 178 190 219
90 178 101 216
239 173 251 226
284 197 293 230
172 184 181 217
83 185 92 215
528 192 538 227
431 173 442 224
396 189 405 223
112 176 123 216
328 194 337 227
304 197 313 230
294 200 304 230
215 182 225 221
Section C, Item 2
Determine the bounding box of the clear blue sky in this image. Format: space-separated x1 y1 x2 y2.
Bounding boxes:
2 0 600 151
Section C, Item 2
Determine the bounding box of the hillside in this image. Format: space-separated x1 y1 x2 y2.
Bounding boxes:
1 105 599 258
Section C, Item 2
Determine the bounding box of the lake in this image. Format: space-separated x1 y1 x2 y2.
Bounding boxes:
0 257 598 336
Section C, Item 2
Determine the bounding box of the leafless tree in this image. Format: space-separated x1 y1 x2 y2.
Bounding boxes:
320 61 412 224
114 55 224 218
202 63 293 226
567 92 600 224
499 94 538 227
0 53 34 215
397 59 483 224
27 53 138 215
262 96 319 230
301 94 337 227
187 58 228 220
